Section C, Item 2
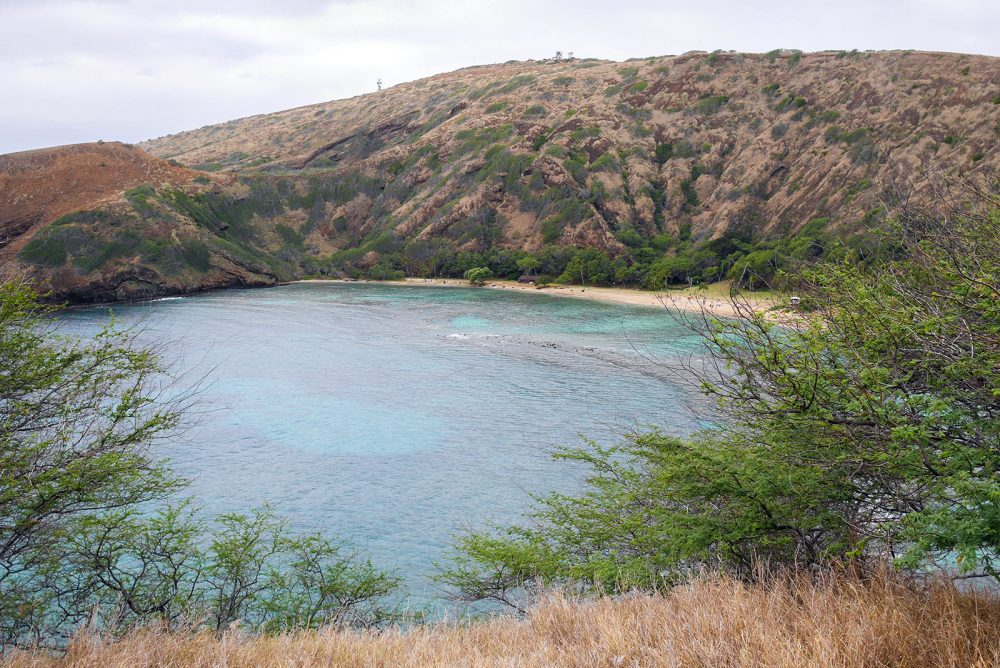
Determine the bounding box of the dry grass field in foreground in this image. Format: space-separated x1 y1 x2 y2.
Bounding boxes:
6 573 1000 668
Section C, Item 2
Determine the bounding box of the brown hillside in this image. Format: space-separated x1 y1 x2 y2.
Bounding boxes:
2 50 998 302
0 142 198 253
142 49 1000 246
0 143 281 302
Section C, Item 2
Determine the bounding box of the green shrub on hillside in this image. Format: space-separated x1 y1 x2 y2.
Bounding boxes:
180 238 212 271
74 232 143 272
696 95 729 114
774 94 807 113
495 75 536 95
19 236 67 267
618 66 640 82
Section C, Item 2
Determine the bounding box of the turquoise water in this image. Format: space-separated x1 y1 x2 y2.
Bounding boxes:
59 282 708 608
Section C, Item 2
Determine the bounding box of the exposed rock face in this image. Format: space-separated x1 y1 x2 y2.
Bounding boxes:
2 50 998 301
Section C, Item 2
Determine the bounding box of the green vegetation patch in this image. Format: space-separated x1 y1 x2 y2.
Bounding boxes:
454 124 515 156
19 235 68 267
696 94 730 114
618 66 640 82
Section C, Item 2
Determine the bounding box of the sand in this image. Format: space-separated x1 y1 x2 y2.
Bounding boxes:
294 278 781 319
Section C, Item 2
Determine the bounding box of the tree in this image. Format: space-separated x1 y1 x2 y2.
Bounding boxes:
464 267 493 286
516 256 541 276
0 281 185 644
557 248 613 286
439 176 1000 608
0 282 400 646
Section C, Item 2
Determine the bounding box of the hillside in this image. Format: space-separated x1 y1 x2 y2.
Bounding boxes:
3 49 999 301
0 143 284 302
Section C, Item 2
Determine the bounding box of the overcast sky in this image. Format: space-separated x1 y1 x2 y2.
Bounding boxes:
1 0 997 155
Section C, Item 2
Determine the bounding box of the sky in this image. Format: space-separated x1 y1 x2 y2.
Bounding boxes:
1 0 998 155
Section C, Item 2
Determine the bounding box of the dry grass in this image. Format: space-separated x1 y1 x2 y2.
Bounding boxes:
6 573 1000 667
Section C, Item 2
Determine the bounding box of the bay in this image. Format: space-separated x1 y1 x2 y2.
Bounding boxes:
59 282 708 609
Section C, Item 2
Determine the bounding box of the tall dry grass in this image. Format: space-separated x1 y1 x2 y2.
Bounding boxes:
5 572 1000 668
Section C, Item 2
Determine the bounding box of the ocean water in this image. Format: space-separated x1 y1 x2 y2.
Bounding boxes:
59 282 709 609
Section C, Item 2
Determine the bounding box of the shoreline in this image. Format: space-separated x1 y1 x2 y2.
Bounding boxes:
59 278 785 321
294 278 782 319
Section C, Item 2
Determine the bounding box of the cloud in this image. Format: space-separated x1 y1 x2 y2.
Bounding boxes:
1 0 997 154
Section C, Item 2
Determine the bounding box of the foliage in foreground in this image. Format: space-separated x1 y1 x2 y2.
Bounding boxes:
0 283 399 648
6 572 1000 668
440 177 1000 607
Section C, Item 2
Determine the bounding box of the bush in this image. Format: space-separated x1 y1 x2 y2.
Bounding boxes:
695 95 729 114
654 142 673 165
18 235 67 266
464 266 493 285
541 217 563 243
180 238 212 271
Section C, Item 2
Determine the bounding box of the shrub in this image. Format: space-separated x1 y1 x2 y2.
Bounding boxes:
180 238 212 271
817 109 841 123
618 66 639 82
589 153 617 172
463 266 493 285
696 95 729 114
496 75 536 95
540 217 563 243
774 94 807 112
18 236 67 266
275 223 305 248
680 179 699 207
569 126 601 144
